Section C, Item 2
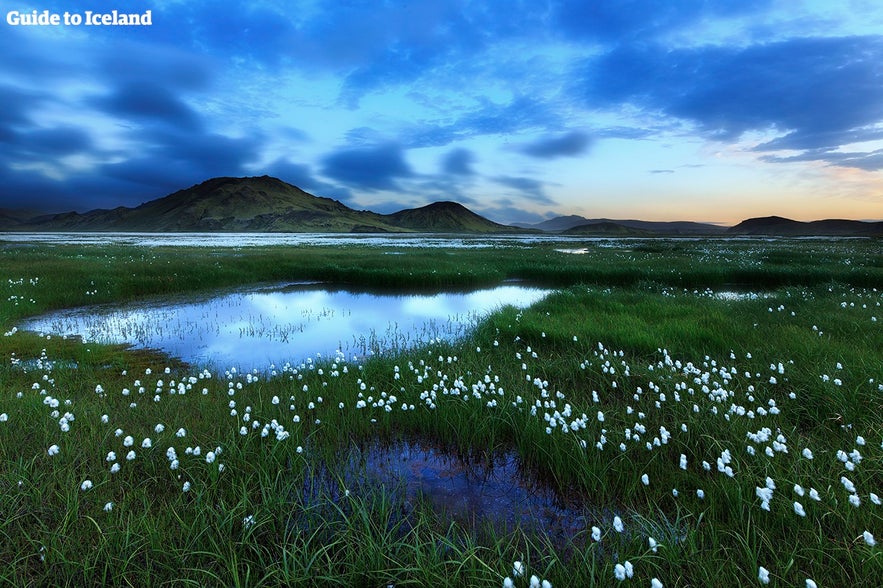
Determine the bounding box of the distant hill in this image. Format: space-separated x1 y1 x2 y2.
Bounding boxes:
561 221 655 237
387 201 515 233
516 215 726 235
729 216 883 236
2 176 520 234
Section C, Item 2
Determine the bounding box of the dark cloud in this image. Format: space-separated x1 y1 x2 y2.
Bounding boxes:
320 143 413 191
493 176 555 204
9 127 94 158
264 159 353 202
519 131 592 159
584 36 883 151
555 0 771 41
442 148 476 176
93 83 203 131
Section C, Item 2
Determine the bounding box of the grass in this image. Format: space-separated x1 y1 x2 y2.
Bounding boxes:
0 236 881 586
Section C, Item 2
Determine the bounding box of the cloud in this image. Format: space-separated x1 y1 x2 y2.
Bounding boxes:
493 176 555 204
441 148 476 176
519 131 592 159
555 0 771 42
405 95 562 148
649 169 675 174
263 159 353 201
583 36 883 151
320 143 414 191
761 148 883 172
93 83 203 131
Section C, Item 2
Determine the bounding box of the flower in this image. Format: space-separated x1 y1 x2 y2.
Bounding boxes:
758 566 770 584
154 423 165 433
80 480 93 491
513 561 525 578
641 473 649 486
243 514 255 529
863 531 876 546
182 481 191 492
591 526 601 541
529 576 540 588
652 579 664 588
110 463 120 474
123 435 134 447
613 516 624 532
614 564 626 581
47 444 60 456
793 501 806 517
806 580 818 588
141 438 152 448
103 502 113 512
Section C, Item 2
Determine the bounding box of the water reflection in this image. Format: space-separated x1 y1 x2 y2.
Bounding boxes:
21 283 551 370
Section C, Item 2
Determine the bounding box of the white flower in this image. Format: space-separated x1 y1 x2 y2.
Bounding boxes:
613 516 624 532
863 531 876 546
80 480 93 491
648 537 658 552
106 451 116 462
624 561 633 578
697 489 705 499
809 488 821 501
758 566 770 584
101 414 109 424
141 438 152 448
513 561 525 577
103 502 113 512
849 494 861 507
123 435 134 447
154 423 165 433
243 514 255 529
806 580 818 588
47 444 60 456
182 481 191 492
529 576 540 588
503 579 514 588
176 428 186 438
870 493 881 505
205 451 216 464
591 526 601 541
651 579 664 588
641 474 649 486
793 501 806 517
110 463 120 473
126 450 136 461
614 564 626 581
801 447 813 459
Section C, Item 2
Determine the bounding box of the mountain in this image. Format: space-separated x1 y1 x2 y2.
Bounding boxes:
387 201 516 232
729 216 883 236
515 215 726 235
3 176 518 234
561 221 654 237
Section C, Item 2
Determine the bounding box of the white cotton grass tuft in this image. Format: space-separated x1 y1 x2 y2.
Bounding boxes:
863 531 876 546
758 565 770 584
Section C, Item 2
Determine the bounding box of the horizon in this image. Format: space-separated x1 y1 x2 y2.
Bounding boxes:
2 2 883 225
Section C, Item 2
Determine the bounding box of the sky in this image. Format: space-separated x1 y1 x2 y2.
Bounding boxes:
1 0 882 225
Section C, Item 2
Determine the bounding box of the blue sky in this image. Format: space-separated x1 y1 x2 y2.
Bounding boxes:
2 0 882 224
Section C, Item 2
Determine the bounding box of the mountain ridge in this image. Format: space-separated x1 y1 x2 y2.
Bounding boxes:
1 177 880 236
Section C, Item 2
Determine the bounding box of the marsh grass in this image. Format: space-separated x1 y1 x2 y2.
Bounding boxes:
0 238 881 586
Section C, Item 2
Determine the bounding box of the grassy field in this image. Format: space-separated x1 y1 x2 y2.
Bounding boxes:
0 237 881 586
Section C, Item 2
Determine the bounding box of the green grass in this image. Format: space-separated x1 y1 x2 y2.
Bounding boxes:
0 237 881 586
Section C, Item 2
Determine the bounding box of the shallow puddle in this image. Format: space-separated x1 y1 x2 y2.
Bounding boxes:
301 439 595 545
20 283 551 370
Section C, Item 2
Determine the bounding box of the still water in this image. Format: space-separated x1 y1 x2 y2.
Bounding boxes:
21 283 551 370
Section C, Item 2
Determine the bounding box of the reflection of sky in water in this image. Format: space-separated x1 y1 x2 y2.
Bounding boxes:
22 285 550 370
